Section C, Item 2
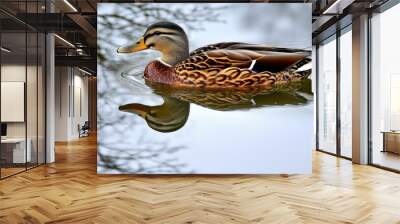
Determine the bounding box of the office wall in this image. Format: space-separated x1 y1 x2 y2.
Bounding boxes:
78 73 89 136
54 67 89 141
1 64 42 139
54 66 69 141
72 72 89 138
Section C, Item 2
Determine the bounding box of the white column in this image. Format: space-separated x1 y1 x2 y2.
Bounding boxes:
45 0 56 163
46 33 55 163
352 14 369 164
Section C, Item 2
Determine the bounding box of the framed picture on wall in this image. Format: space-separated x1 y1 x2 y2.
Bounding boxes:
97 3 313 174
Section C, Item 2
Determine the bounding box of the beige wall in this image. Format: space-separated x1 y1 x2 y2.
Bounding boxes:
55 66 89 141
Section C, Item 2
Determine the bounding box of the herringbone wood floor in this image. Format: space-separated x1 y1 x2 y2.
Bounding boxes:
1 134 400 224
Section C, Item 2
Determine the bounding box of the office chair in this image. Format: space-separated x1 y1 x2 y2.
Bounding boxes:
79 121 90 138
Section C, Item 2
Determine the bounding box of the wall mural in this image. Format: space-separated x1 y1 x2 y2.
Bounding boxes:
97 3 313 174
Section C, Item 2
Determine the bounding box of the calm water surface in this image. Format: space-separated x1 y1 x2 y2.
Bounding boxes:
98 61 314 174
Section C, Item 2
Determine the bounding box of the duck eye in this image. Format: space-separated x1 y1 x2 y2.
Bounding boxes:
153 31 161 36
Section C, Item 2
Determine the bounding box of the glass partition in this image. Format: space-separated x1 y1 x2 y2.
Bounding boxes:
317 35 337 154
0 28 28 178
0 1 46 179
339 27 352 158
371 4 400 171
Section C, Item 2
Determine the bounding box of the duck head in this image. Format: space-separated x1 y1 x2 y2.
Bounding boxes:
117 21 189 66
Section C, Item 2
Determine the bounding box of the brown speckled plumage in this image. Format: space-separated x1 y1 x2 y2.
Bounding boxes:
144 42 310 89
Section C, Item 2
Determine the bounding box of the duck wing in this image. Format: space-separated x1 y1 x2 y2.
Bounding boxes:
190 42 310 56
175 44 310 88
189 42 243 56
185 43 310 73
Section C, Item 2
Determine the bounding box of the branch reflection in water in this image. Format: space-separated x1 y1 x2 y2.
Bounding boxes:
97 4 228 174
98 65 191 174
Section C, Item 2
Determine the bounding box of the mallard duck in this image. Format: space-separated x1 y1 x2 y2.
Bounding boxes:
117 21 311 89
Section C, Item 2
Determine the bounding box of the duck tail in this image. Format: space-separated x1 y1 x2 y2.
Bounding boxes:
297 70 311 79
292 57 311 71
293 57 312 79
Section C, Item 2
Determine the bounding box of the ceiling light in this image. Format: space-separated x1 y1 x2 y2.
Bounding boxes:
78 67 93 76
323 0 354 15
63 0 78 12
323 0 341 14
54 34 75 48
76 48 85 55
1 47 11 53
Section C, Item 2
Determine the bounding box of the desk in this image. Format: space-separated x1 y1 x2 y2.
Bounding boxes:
382 131 400 154
1 138 31 163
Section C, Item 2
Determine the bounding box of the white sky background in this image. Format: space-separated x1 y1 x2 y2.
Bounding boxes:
187 3 311 50
98 3 312 51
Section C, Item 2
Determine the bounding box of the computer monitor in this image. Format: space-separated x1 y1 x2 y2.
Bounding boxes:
1 123 7 137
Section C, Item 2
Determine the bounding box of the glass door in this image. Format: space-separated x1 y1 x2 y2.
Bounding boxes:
317 35 337 154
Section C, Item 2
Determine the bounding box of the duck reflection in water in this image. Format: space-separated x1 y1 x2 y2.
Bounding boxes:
119 97 190 133
119 79 312 133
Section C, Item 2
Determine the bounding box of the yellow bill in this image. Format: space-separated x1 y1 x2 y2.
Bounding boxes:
117 37 147 53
